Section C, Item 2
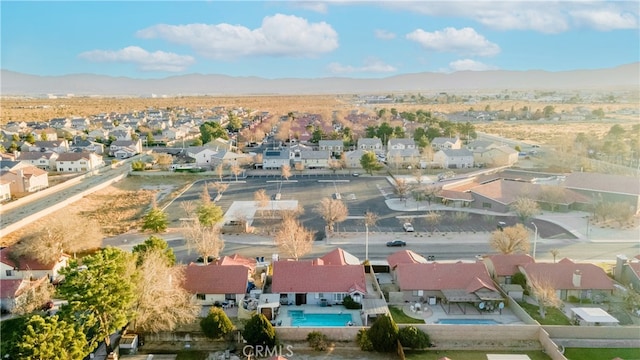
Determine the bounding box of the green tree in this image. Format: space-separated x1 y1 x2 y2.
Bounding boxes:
356 328 374 351
200 307 234 339
360 151 382 175
199 121 228 144
398 326 430 349
197 203 224 227
56 247 137 352
145 132 154 146
543 105 555 118
242 314 276 347
592 108 605 119
131 160 145 171
367 314 399 352
226 112 243 132
25 133 36 144
141 203 169 233
14 315 88 360
132 235 176 266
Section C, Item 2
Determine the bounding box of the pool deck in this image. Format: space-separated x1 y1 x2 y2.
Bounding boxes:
275 304 363 327
401 301 525 325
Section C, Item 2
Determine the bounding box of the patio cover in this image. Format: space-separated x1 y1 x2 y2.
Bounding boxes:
362 298 388 316
572 307 619 324
441 289 479 302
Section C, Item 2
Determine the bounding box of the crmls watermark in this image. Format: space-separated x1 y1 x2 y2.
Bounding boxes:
242 344 294 358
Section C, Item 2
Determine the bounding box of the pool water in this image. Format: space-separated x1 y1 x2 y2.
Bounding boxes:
288 310 353 327
436 318 501 325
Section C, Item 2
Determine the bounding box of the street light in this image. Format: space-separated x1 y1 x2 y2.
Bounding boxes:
531 222 538 260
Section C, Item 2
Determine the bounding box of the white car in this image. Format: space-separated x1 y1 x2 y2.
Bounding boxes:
403 223 415 232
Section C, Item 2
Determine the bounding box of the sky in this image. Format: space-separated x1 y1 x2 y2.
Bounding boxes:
1 1 639 79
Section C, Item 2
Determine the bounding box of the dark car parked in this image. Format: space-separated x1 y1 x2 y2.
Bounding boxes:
386 240 406 247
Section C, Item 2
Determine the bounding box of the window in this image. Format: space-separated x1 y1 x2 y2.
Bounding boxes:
196 294 206 300
333 293 346 302
482 202 492 209
6 270 13 276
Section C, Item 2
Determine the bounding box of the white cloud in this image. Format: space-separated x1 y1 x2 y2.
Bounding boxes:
327 58 397 74
406 27 500 57
382 1 639 33
291 1 328 14
570 8 638 31
79 46 195 72
447 59 499 72
137 14 339 60
375 29 396 40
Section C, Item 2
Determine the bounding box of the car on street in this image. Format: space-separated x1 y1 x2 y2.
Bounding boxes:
403 223 415 232
386 240 407 247
352 173 360 177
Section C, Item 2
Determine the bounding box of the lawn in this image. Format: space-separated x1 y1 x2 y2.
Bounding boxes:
517 301 572 325
0 316 26 356
389 305 425 324
405 350 551 360
563 347 640 360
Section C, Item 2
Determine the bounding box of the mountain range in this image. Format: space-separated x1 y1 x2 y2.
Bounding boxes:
2 63 638 96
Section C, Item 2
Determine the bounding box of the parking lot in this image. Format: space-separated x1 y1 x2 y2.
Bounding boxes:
164 174 576 240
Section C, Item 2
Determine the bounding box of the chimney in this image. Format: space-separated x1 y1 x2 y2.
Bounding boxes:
572 269 582 288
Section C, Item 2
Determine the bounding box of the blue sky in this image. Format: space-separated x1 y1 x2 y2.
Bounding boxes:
2 1 639 79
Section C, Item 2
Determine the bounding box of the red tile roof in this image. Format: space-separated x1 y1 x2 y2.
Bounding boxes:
0 279 23 298
317 248 360 265
271 260 366 294
182 263 249 294
485 254 535 276
395 262 497 292
0 247 66 271
520 258 613 290
217 253 256 272
387 250 428 269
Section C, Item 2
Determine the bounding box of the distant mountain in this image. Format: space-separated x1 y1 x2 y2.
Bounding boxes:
2 63 638 96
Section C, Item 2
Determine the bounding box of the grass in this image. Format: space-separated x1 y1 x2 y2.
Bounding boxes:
563 347 640 360
405 350 551 360
388 305 425 324
517 301 572 325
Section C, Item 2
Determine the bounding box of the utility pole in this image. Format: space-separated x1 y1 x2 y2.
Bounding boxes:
531 222 538 260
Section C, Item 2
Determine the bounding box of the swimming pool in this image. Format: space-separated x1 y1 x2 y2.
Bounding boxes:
288 310 353 327
436 318 501 325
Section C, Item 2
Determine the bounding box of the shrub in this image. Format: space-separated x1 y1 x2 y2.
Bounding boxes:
200 307 234 339
398 326 430 349
342 295 362 310
367 314 399 352
356 328 373 351
307 331 331 351
242 314 276 347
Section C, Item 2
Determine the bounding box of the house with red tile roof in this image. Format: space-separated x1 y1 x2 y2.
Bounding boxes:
216 253 257 273
387 250 428 282
0 277 50 313
271 257 366 306
483 254 535 284
519 258 614 302
182 263 251 306
0 247 69 282
318 248 360 266
394 262 502 313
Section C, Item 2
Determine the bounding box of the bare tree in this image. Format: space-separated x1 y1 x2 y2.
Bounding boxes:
537 185 567 212
528 277 562 319
510 197 540 223
394 178 410 202
132 250 199 333
278 164 292 194
12 278 55 315
424 211 442 233
328 159 343 174
423 185 441 206
314 197 348 233
253 189 270 218
215 163 225 181
182 221 225 264
230 163 242 182
13 216 103 263
489 224 531 254
211 182 229 199
274 215 313 260
413 169 424 185
549 248 560 263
